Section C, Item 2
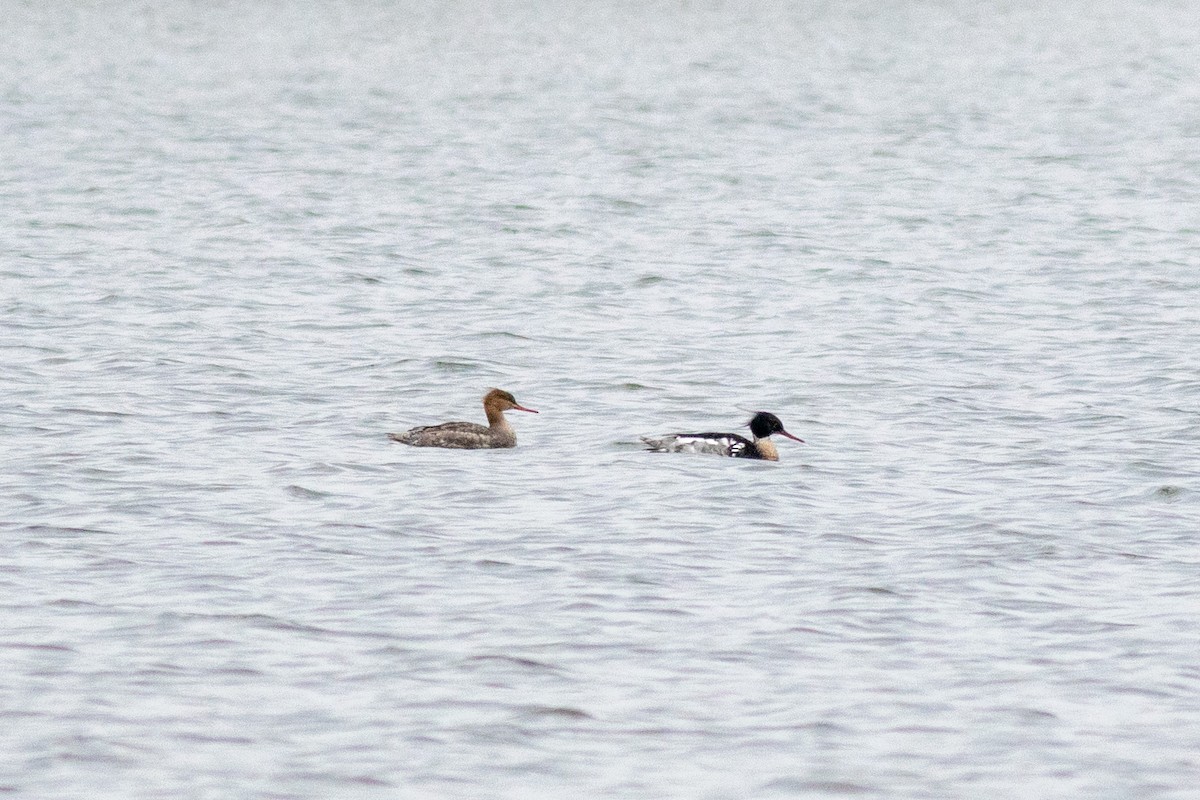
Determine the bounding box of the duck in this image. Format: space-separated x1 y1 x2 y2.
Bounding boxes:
389 388 538 449
641 411 804 461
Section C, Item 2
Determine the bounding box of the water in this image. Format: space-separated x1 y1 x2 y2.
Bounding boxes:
4 1 1200 797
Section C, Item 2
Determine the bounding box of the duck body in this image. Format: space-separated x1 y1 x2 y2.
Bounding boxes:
390 420 516 449
642 430 769 459
641 412 803 462
389 389 537 449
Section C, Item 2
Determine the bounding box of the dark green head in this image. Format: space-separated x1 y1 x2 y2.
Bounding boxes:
748 412 803 442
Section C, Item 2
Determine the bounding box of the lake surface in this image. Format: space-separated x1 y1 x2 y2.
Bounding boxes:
3 1 1200 797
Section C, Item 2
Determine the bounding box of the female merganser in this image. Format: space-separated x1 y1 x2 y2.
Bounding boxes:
389 388 538 449
641 411 804 461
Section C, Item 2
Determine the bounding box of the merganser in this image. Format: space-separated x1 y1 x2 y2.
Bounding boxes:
641 411 804 461
389 388 538 449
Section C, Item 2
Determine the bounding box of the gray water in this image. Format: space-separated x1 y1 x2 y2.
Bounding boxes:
4 1 1200 797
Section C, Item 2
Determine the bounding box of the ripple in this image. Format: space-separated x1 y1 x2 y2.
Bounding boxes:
2 642 76 652
760 778 875 795
432 359 482 372
464 655 561 673
519 705 593 720
469 331 532 340
286 484 333 499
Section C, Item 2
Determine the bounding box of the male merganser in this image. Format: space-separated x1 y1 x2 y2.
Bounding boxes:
389 388 538 449
641 411 804 461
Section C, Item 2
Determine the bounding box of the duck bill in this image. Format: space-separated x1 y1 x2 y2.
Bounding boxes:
513 405 539 413
779 430 805 443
